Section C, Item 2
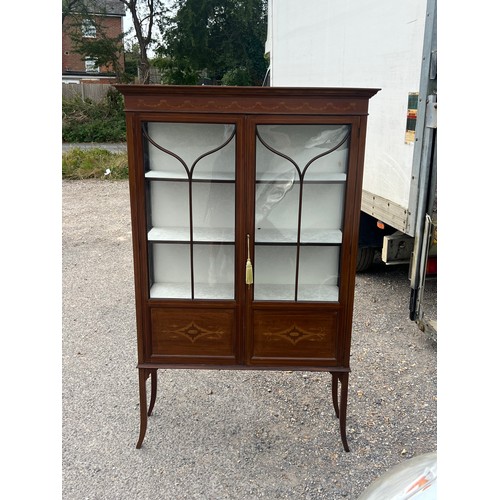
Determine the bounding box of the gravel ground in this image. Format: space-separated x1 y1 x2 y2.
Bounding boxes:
62 179 437 500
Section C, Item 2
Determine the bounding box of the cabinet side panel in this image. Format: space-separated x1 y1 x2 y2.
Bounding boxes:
151 307 236 360
125 113 149 364
249 309 340 365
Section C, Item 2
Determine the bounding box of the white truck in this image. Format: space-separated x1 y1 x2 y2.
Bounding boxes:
264 0 437 335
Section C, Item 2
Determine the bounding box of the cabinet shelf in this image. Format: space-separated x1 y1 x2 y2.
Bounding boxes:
254 283 339 302
150 283 339 302
146 170 235 182
148 227 234 243
150 282 234 300
255 228 342 245
256 172 346 183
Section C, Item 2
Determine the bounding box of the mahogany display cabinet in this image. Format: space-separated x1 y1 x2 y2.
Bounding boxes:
116 85 379 451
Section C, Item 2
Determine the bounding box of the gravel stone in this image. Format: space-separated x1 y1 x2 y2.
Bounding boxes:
62 179 437 499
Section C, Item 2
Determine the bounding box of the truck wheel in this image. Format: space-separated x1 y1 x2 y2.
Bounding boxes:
356 247 375 272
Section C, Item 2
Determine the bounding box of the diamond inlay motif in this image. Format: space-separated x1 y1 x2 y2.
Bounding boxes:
172 321 224 343
264 324 326 345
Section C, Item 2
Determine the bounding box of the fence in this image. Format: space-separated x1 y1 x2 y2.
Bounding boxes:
62 83 115 102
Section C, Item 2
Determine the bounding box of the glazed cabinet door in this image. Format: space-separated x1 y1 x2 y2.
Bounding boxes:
246 117 362 367
135 116 245 364
131 112 362 368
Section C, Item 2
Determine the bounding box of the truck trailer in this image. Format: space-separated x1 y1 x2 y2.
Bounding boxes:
264 0 437 335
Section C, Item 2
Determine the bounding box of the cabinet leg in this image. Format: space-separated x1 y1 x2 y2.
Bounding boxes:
330 372 340 418
339 372 350 452
136 368 154 449
330 371 350 452
148 369 158 416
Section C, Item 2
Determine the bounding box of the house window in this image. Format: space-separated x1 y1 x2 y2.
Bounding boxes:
82 19 96 38
85 57 99 73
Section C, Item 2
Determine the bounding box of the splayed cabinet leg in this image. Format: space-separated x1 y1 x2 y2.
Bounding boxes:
339 372 350 452
136 368 157 449
148 369 158 416
330 372 340 418
331 371 350 452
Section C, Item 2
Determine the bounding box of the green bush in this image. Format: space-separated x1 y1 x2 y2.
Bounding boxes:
62 148 128 180
62 88 126 142
221 67 252 86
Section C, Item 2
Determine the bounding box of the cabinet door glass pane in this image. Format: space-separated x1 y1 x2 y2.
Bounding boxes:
255 182 299 243
193 244 234 299
149 181 190 241
144 122 236 299
192 183 235 242
301 184 345 243
297 247 340 302
254 246 297 301
192 125 235 181
254 123 350 302
256 124 349 181
145 122 235 180
150 243 191 299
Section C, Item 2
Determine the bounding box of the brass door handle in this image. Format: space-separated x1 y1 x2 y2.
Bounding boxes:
246 234 253 285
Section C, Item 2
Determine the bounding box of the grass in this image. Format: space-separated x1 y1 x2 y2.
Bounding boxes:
62 148 128 180
62 90 129 179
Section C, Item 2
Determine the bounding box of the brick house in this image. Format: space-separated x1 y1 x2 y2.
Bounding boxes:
62 0 126 83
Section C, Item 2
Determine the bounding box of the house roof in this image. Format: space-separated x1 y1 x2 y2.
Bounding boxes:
83 0 126 16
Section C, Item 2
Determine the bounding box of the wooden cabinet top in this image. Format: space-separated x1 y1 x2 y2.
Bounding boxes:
115 85 380 116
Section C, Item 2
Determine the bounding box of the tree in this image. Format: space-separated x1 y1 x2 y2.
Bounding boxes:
62 0 86 23
124 43 141 82
116 0 169 83
156 0 268 86
71 31 126 77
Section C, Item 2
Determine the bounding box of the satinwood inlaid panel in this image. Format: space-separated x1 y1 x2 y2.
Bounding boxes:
249 309 339 364
151 307 236 359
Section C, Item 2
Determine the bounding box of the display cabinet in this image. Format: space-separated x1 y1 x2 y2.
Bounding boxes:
116 85 378 451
